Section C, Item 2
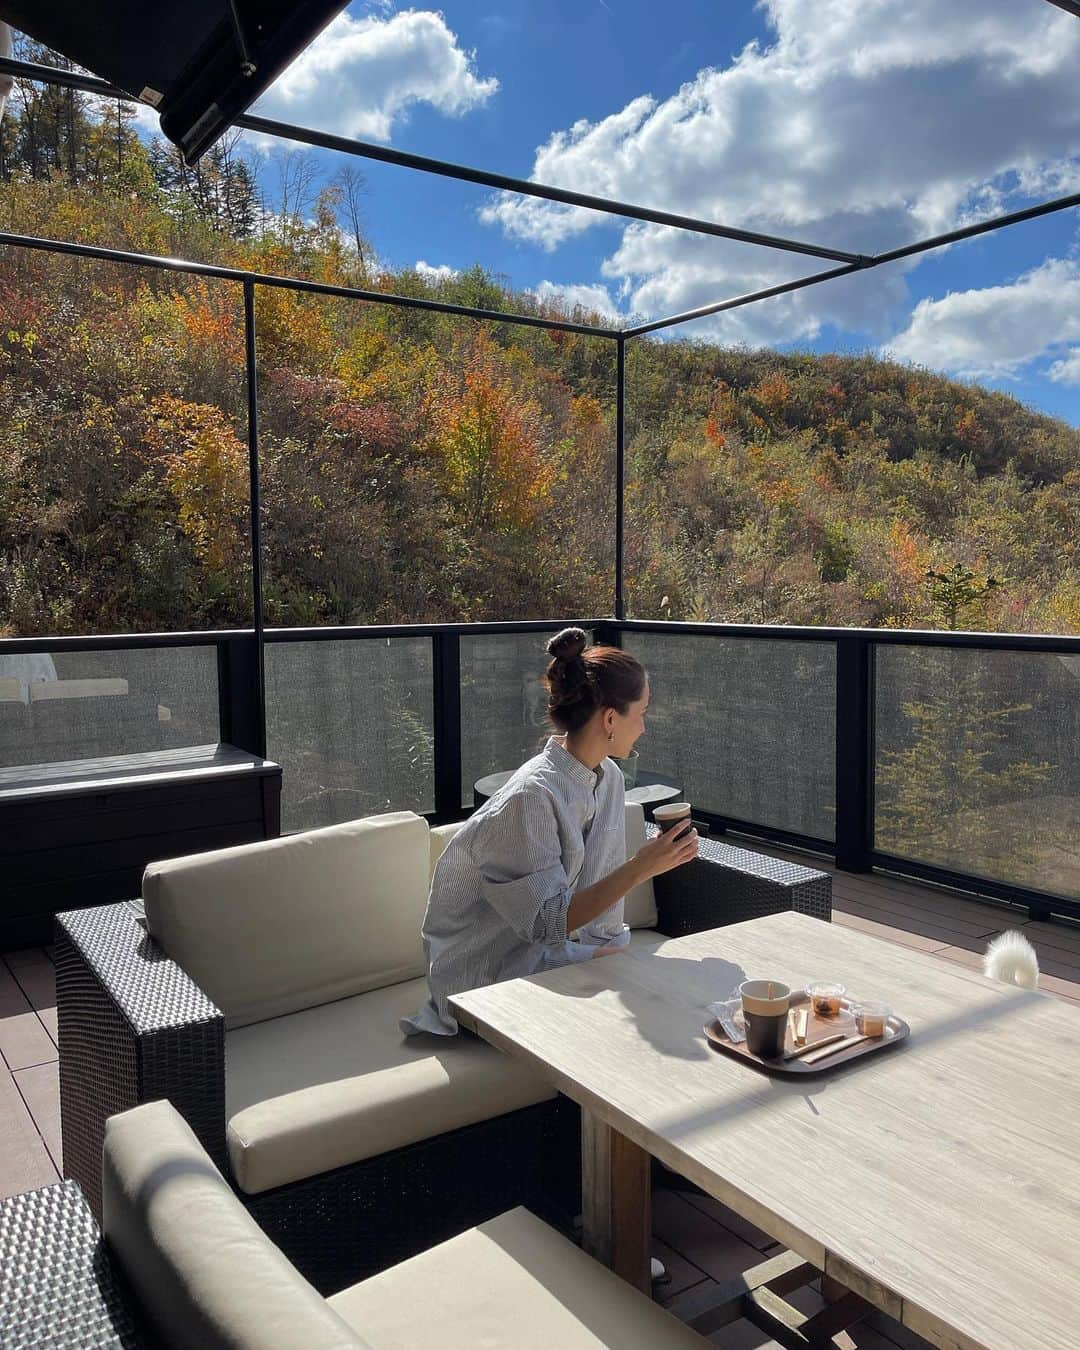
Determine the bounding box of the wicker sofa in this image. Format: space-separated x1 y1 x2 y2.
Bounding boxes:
1 1098 713 1350
57 804 831 1294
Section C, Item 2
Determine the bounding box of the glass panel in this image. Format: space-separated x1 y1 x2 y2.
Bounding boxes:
622 633 836 840
0 250 251 635
0 645 219 767
256 292 616 624
459 631 565 806
874 646 1080 898
265 637 434 832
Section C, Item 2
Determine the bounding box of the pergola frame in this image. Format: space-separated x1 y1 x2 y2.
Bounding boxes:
1 46 1079 918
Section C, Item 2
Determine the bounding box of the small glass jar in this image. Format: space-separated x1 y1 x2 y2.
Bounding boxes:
807 981 846 1017
854 1001 891 1037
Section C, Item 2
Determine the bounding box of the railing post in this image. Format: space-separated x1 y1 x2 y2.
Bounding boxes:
614 335 625 622
835 633 873 872
592 621 621 648
216 634 263 755
432 632 462 824
243 279 267 757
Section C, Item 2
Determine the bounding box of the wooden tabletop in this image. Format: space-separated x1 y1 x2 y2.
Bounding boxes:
450 912 1080 1350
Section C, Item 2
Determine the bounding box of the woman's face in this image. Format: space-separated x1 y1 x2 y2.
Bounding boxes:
607 681 650 758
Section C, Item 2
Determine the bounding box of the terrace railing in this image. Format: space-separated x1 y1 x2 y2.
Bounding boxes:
2 618 1078 923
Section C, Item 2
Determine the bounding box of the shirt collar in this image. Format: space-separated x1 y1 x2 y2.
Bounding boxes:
546 736 603 791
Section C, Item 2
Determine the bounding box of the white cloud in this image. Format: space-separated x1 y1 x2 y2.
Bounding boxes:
414 259 459 281
252 9 497 144
1048 348 1080 387
480 0 1080 341
882 259 1080 379
529 281 622 323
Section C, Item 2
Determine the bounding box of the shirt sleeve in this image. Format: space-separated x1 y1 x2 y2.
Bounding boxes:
472 788 571 946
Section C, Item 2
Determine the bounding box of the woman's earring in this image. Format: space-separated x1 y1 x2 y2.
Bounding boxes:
607 729 614 742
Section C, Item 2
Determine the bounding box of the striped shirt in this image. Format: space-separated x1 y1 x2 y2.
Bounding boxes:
401 736 629 1036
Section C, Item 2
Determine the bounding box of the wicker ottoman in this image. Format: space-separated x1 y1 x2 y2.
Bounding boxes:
0 1179 136 1349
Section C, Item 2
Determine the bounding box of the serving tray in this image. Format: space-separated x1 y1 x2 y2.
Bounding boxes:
704 990 909 1076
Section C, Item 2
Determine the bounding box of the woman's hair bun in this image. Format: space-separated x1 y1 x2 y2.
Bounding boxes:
546 627 588 662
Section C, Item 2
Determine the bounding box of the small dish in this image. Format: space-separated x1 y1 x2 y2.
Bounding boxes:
853 1001 891 1037
807 981 846 1017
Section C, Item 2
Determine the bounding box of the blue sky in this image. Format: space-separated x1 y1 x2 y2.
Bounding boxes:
241 0 1080 425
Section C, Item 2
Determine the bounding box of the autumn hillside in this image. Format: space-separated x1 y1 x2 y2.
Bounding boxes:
1 61 1078 637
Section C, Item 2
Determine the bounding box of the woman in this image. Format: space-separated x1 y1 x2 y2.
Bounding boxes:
402 627 698 1036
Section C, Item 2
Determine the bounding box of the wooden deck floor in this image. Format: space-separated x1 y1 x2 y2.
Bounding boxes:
3 854 1079 1346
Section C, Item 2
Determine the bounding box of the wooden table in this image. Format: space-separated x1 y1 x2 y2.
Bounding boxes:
451 911 1080 1350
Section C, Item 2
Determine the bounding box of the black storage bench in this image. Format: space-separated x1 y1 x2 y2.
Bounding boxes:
0 743 281 950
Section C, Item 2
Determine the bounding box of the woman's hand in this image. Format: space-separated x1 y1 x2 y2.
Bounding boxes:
634 824 700 879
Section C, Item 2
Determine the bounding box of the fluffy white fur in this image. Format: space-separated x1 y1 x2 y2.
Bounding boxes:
983 930 1040 989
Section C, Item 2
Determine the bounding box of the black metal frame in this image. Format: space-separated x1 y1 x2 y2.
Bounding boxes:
1 51 1079 917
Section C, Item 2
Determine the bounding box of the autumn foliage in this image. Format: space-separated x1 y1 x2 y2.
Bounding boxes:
0 81 1079 638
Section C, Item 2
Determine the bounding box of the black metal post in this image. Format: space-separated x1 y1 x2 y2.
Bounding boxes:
835 633 873 872
216 635 263 754
615 336 625 621
432 633 463 824
243 280 267 758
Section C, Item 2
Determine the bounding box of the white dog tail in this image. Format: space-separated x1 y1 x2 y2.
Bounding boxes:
983 931 1039 990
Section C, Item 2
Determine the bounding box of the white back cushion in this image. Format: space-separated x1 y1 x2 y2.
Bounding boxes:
103 1101 368 1350
429 822 462 880
144 812 431 1029
427 807 656 929
622 802 658 929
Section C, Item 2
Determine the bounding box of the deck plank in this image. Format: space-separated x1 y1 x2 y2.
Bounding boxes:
831 879 1017 938
831 909 946 953
651 1189 765 1284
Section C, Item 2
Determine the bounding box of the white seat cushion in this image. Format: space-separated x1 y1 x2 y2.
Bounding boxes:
627 927 665 950
144 812 431 1029
104 1101 369 1350
328 1206 708 1350
428 804 657 929
429 821 460 876
226 977 556 1194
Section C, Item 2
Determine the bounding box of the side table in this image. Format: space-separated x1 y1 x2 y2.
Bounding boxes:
473 767 683 822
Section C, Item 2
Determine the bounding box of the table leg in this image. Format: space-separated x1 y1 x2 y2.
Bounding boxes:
580 1109 652 1293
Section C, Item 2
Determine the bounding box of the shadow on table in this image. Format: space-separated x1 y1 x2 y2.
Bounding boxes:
550 949 750 1065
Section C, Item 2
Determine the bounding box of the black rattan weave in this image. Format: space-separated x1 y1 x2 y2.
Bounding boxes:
247 1095 581 1294
56 904 226 1220
653 835 832 936
0 1180 136 1349
56 903 580 1294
